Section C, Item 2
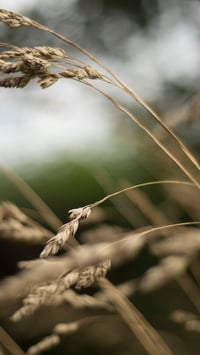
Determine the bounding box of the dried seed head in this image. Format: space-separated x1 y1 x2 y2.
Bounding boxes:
11 304 36 322
40 205 91 257
0 9 32 28
60 66 102 81
34 46 67 59
0 76 31 88
60 271 79 290
59 219 79 237
84 65 102 79
0 59 24 74
0 202 53 243
54 322 78 335
69 206 91 220
0 202 27 222
22 55 50 75
11 282 60 322
0 50 21 60
40 220 79 258
38 74 59 89
60 68 88 80
62 289 111 310
40 230 70 258
75 260 111 290
27 335 60 355
95 259 111 278
0 46 67 60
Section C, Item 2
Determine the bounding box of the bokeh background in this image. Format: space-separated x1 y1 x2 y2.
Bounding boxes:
1 1 200 354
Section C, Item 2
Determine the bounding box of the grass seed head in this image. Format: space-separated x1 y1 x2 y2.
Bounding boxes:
0 9 32 28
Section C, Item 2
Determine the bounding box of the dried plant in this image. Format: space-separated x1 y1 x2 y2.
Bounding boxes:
0 202 53 243
0 7 200 355
40 207 91 257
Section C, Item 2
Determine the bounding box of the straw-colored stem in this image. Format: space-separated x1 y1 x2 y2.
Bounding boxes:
114 81 200 171
29 19 200 174
83 81 200 191
0 164 62 230
0 327 25 355
90 179 194 207
177 275 200 313
99 278 174 355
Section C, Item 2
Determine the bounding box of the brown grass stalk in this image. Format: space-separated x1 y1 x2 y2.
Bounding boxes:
90 179 195 207
0 327 25 355
0 164 62 230
99 278 173 355
83 80 200 190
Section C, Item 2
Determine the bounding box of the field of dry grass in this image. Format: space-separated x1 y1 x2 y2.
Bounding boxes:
0 8 200 355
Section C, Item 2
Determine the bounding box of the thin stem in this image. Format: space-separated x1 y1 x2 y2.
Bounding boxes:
99 278 174 355
177 275 200 313
121 221 200 241
0 164 62 230
30 19 200 173
89 179 194 208
113 81 200 171
0 326 26 355
82 81 200 190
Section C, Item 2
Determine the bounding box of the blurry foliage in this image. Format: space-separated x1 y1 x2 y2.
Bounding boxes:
0 154 149 222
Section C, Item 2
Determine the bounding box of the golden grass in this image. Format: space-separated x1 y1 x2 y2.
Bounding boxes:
0 8 200 355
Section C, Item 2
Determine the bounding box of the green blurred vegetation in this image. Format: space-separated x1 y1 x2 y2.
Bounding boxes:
0 152 149 222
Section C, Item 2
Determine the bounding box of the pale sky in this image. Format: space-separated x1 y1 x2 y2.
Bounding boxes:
0 0 36 11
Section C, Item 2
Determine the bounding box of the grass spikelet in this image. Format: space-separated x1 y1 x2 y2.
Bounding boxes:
0 46 68 60
75 260 111 290
38 74 59 89
27 335 59 355
0 9 32 28
11 262 110 321
40 207 91 257
27 317 106 355
21 55 50 75
0 202 53 243
0 75 31 88
40 220 79 257
0 59 24 73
